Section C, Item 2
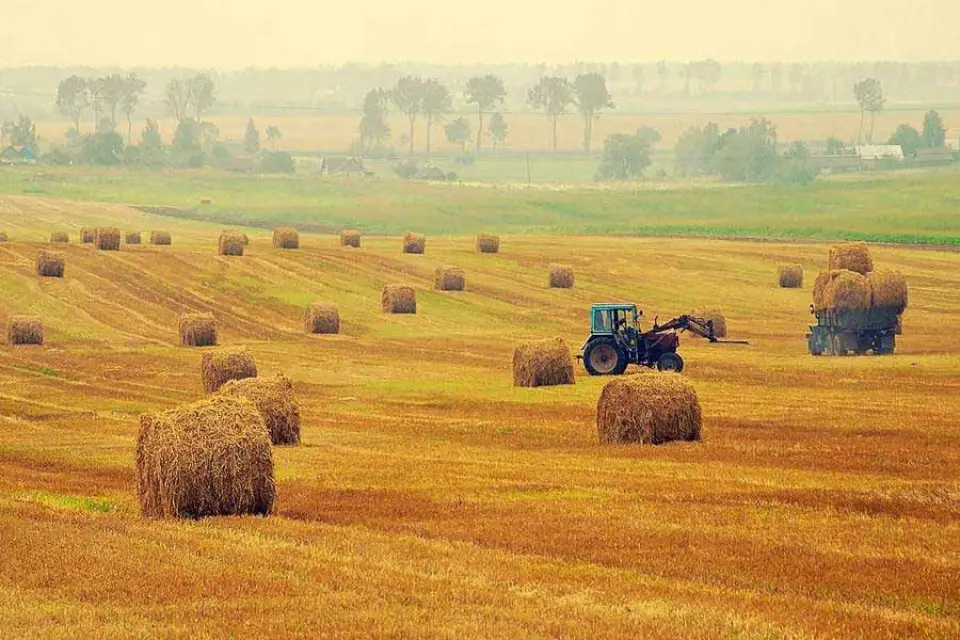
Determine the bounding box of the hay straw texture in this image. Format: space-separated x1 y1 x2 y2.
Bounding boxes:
340 229 361 248
150 231 172 245
434 266 466 291
36 249 65 278
125 231 142 245
381 285 417 314
597 374 702 445
94 227 121 251
693 309 727 338
402 233 426 254
7 316 44 346
218 233 245 256
136 396 275 519
219 376 301 445
49 232 69 244
476 233 500 253
813 270 871 311
80 228 95 244
828 242 873 275
512 337 576 388
272 227 300 249
179 313 218 347
304 302 340 334
896 314 903 335
777 264 803 288
201 349 258 393
549 264 575 288
867 270 909 313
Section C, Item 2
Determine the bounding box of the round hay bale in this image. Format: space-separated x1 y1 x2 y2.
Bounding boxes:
597 374 702 445
150 231 172 245
340 229 361 248
36 249 65 278
895 314 903 335
272 227 299 249
94 227 121 251
692 309 727 338
549 264 575 289
218 233 245 256
813 270 871 311
218 375 301 445
136 395 275 519
80 228 95 244
828 242 873 275
7 315 44 346
402 232 425 254
179 313 218 347
381 285 417 314
304 302 340 334
241 233 249 246
201 348 258 393
512 337 576 388
0 231 8 242
125 231 142 245
434 265 465 291
867 270 908 313
50 232 69 244
476 233 500 253
200 197 213 205
777 264 803 288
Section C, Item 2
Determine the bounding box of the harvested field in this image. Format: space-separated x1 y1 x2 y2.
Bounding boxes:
597 373 702 445
272 227 299 249
434 265 466 291
178 313 218 347
201 349 258 392
218 375 301 445
6 315 44 346
303 302 339 334
513 337 576 387
0 231 7 242
381 285 417 314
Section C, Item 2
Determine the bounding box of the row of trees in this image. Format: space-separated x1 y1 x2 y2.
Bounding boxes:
888 112 948 156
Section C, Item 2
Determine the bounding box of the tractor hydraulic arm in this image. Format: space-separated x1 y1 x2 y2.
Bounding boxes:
648 315 717 342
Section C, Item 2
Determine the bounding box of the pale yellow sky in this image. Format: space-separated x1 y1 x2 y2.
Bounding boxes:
2 0 958 67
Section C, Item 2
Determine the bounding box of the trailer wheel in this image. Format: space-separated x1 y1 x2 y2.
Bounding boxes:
584 338 627 376
808 333 823 356
656 352 684 373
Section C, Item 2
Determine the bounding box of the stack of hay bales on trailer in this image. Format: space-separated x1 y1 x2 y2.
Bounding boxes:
382 285 417 314
340 229 361 248
218 376 301 445
434 266 465 291
828 241 873 275
201 349 258 392
597 374 702 445
304 302 339 334
36 250 65 278
179 313 218 347
7 316 44 346
513 338 576 388
272 228 299 249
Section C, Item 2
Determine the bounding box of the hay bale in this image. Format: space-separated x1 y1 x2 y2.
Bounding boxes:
0 231 7 242
36 249 65 278
201 348 258 393
7 316 43 346
597 374 702 445
49 232 69 244
136 395 275 519
434 265 465 291
179 313 218 347
125 231 142 245
777 264 803 288
828 242 873 275
549 264 575 289
381 285 417 314
340 229 361 248
813 270 871 311
218 376 301 445
896 314 903 335
867 270 908 313
80 228 95 244
218 233 245 256
402 232 425 254
272 227 299 249
692 309 727 338
200 197 213 205
476 233 500 253
94 227 121 251
241 233 249 246
512 337 576 388
150 231 172 245
304 302 340 334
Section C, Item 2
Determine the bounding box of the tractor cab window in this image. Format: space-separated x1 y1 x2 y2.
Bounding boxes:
593 309 612 333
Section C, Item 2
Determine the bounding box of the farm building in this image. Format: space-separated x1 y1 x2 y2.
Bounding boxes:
0 145 37 165
322 156 368 176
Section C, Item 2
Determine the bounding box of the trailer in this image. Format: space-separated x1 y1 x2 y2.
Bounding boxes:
807 306 899 356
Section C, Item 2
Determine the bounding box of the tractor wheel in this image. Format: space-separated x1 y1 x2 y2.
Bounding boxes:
808 332 824 356
583 338 627 376
656 352 684 373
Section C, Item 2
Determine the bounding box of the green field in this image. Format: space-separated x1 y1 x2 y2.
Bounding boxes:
1 166 958 243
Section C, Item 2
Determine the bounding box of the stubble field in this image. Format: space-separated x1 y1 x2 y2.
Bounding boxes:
0 192 958 638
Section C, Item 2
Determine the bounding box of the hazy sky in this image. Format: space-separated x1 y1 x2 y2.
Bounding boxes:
3 0 958 67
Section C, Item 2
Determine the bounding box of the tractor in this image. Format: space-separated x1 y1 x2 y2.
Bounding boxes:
578 303 730 375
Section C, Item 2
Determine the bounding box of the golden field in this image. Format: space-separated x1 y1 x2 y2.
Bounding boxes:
0 195 958 638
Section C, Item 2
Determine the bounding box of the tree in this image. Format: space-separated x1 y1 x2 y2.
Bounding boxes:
656 61 668 93
527 77 574 151
120 73 147 145
422 79 451 156
79 130 124 165
244 118 261 154
136 119 167 167
56 76 89 133
853 78 884 144
464 75 506 154
392 76 426 155
712 118 779 182
488 112 508 150
595 132 652 181
266 125 282 151
166 78 191 123
260 151 295 173
171 119 204 167
358 89 390 152
778 141 818 185
7 116 37 150
636 126 661 147
922 110 947 148
444 117 472 155
97 73 128 130
190 73 216 121
631 65 645 94
674 123 720 176
573 73 614 153
888 123 922 156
